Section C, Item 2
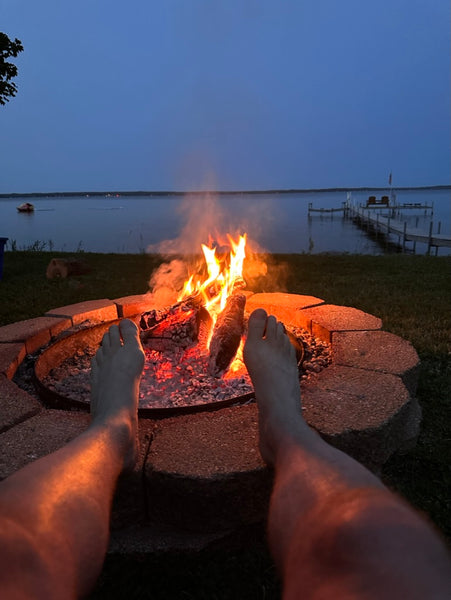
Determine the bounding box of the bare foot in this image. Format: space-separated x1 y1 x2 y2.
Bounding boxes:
243 309 307 465
90 319 145 471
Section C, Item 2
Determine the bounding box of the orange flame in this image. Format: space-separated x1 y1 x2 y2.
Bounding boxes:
177 233 247 321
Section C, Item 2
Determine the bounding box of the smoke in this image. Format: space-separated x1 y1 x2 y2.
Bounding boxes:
147 259 188 308
146 192 290 305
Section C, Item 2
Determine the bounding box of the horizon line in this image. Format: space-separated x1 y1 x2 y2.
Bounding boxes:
1 184 450 198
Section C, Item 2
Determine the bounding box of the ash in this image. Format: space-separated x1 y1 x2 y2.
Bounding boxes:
43 349 95 405
38 326 331 411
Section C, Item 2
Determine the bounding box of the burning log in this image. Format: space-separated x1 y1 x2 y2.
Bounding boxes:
139 295 212 351
139 293 203 331
208 293 246 377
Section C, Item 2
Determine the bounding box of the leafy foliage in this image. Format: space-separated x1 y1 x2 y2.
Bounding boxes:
0 32 24 106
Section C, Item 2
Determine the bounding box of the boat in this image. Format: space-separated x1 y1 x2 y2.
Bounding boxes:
17 202 34 213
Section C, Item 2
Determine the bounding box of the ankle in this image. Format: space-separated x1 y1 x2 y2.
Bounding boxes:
272 422 315 464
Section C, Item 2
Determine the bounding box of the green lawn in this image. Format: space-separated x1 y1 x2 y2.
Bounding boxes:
1 251 450 599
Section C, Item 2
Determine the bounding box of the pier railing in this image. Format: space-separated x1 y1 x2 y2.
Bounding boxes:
345 203 449 254
307 197 449 254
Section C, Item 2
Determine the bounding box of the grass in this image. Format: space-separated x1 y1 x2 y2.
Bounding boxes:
0 252 165 326
1 251 450 599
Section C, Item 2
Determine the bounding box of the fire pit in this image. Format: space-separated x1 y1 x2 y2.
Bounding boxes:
0 291 421 555
34 236 331 418
33 300 329 417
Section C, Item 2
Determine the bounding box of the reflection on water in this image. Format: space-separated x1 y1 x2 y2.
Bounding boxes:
0 189 449 255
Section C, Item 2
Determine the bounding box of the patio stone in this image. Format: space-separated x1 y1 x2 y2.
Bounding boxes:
145 404 272 534
0 409 90 480
0 316 72 354
0 343 26 378
46 299 118 325
246 293 324 325
297 304 382 342
332 330 420 395
114 294 155 318
0 378 41 433
302 365 421 471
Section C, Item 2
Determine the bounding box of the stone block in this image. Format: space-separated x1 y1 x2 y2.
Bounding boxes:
114 294 155 318
0 343 26 378
46 299 118 325
0 316 72 354
302 365 421 471
0 410 91 480
145 404 272 533
111 419 159 531
0 379 41 433
332 330 420 395
300 304 382 342
246 293 324 326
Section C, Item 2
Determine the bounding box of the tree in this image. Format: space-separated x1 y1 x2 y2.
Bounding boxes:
0 32 24 106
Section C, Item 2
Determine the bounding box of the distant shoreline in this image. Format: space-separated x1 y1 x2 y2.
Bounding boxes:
0 185 450 199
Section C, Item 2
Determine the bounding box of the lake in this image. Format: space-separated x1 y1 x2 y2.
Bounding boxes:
1 188 449 255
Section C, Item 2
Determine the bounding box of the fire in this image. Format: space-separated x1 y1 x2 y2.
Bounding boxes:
177 233 247 322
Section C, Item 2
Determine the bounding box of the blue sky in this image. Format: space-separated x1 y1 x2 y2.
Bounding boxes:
1 0 449 192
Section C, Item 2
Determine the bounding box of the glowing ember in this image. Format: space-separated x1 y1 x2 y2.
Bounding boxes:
140 344 252 408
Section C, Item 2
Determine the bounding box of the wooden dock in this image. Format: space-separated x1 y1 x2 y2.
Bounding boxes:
307 202 346 216
346 204 450 254
359 202 434 216
307 194 449 254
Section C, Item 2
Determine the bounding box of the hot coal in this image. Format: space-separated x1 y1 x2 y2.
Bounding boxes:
140 344 252 409
38 322 331 411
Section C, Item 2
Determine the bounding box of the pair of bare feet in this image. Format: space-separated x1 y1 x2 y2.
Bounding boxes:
90 309 304 468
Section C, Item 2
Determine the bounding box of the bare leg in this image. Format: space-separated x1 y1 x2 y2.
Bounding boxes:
0 319 144 600
244 309 451 599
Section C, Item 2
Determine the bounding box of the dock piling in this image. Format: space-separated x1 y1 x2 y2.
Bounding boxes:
342 198 449 254
427 221 433 255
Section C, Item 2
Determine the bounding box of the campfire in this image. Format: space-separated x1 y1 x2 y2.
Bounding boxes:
138 234 253 408
34 233 331 415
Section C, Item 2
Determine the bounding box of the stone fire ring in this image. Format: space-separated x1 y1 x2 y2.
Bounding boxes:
0 293 421 555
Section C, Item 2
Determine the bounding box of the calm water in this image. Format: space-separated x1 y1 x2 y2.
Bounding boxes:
0 189 449 255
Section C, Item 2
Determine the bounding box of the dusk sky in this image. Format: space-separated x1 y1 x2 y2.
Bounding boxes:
1 0 450 193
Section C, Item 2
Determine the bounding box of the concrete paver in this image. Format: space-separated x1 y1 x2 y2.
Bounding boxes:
0 316 72 353
0 410 90 480
146 404 271 533
333 330 420 395
0 342 27 378
297 304 382 341
0 378 42 434
46 299 118 325
246 293 324 325
302 365 421 471
114 294 155 318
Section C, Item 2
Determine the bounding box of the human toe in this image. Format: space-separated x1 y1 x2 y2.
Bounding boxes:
100 330 112 353
264 315 278 340
90 356 99 376
108 324 122 348
93 344 105 366
246 309 268 342
120 319 141 345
